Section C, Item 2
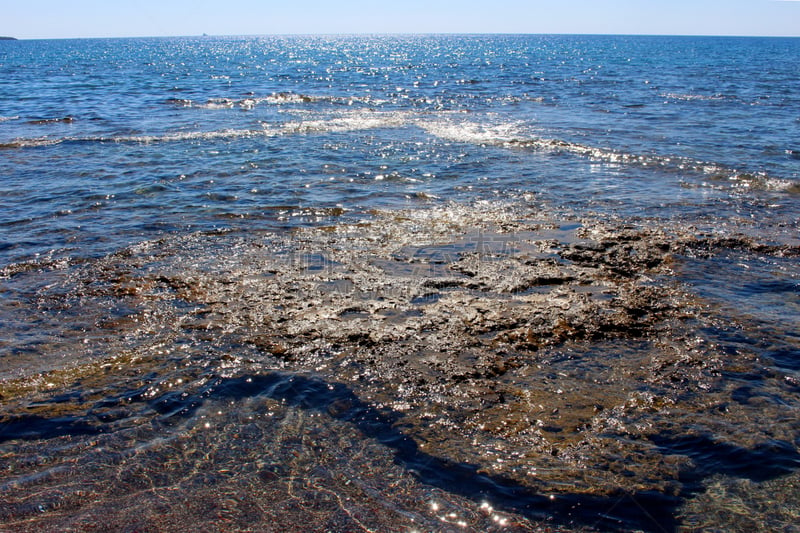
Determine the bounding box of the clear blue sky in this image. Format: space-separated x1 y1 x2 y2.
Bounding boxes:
3 0 799 39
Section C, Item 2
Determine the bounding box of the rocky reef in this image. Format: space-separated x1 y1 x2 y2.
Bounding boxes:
1 202 799 531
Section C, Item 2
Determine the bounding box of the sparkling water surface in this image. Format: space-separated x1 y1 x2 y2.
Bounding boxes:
2 35 798 263
1 35 799 532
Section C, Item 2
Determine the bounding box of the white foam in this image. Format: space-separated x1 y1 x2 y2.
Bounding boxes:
0 137 64 149
113 127 277 144
280 111 411 135
729 172 799 192
168 92 389 112
3 108 795 197
196 98 237 110
261 93 317 105
662 93 727 102
418 118 526 146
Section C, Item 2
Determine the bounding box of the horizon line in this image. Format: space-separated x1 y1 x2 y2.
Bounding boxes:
5 31 800 41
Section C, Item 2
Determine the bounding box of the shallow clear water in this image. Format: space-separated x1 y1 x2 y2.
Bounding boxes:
1 35 799 532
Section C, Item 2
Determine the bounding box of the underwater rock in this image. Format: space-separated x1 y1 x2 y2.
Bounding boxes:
2 203 799 532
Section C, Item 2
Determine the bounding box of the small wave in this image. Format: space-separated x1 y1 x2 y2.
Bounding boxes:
198 98 238 110
725 173 800 193
509 136 683 166
508 137 798 191
2 110 413 149
165 92 385 111
263 92 317 105
166 96 266 110
0 137 64 149
281 111 410 135
662 93 730 102
166 97 260 110
0 116 19 123
2 109 795 195
0 128 277 150
165 92 318 110
26 116 76 126
257 92 386 107
114 128 276 144
418 119 525 146
413 115 797 193
165 98 194 107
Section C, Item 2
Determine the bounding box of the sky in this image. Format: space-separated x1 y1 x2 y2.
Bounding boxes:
2 0 799 39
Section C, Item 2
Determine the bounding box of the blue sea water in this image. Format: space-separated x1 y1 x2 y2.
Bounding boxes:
1 35 798 264
1 35 799 531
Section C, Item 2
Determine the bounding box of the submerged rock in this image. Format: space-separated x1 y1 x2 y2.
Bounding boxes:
2 202 799 531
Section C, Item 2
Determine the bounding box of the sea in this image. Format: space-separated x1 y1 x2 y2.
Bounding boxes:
1 35 799 532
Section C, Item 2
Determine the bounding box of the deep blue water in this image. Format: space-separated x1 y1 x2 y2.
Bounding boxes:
1 35 798 265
